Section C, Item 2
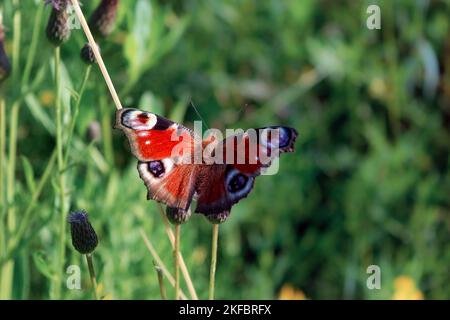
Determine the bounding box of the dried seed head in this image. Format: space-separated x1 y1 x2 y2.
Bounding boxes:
0 11 11 83
45 2 71 46
88 0 119 38
205 211 230 224
68 210 98 254
166 206 192 225
44 0 70 11
80 43 99 65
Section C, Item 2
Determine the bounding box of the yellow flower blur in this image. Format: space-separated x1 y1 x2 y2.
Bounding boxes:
278 284 307 300
392 276 424 300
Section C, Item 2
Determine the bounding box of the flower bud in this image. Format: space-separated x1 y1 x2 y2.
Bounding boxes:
166 206 192 225
205 211 230 224
68 210 98 254
88 0 119 38
86 121 101 142
45 1 71 46
80 43 99 65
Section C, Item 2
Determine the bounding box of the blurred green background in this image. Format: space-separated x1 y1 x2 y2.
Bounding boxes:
0 0 449 299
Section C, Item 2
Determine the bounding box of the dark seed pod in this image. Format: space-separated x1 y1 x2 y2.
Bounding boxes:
46 3 71 46
80 43 98 65
166 206 192 225
86 121 102 142
0 12 11 83
68 210 98 254
205 211 230 224
88 0 119 38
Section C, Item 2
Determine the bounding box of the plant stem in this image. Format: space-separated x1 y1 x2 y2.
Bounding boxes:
100 91 114 166
0 98 5 285
11 0 21 87
174 224 180 300
0 102 19 299
209 224 219 300
139 229 188 300
69 0 123 110
52 46 67 299
0 0 21 299
154 262 167 300
21 1 44 88
0 151 57 267
86 254 99 300
156 204 198 300
64 65 92 164
0 98 5 208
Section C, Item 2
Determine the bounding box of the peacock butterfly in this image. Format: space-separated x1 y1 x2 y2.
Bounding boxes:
115 108 298 220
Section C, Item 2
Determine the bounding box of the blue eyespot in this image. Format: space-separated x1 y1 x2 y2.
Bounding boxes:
278 127 291 148
148 161 165 178
227 173 249 193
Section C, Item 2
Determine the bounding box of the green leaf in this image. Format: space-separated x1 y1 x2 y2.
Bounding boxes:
21 156 36 194
32 251 56 281
24 93 56 135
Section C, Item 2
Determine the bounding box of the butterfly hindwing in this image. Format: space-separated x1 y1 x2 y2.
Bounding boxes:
194 165 255 215
137 160 197 211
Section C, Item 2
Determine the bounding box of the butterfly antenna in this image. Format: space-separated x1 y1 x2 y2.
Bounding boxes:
190 100 210 130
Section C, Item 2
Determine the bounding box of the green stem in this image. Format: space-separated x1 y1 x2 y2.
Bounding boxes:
0 102 19 299
384 1 400 137
21 1 44 88
11 0 21 87
0 151 56 268
52 46 67 299
86 254 99 300
0 98 5 210
208 224 219 300
0 0 21 299
64 65 92 164
174 224 180 300
100 92 114 166
0 99 5 286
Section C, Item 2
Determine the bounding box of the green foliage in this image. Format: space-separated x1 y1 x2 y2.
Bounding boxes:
0 0 448 299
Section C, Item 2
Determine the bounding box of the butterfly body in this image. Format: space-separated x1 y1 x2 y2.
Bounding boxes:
116 108 297 220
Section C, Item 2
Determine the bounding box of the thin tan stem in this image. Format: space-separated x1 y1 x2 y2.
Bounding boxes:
174 224 180 300
139 229 188 300
86 254 99 300
209 224 219 300
69 0 123 110
154 262 167 300
157 204 198 300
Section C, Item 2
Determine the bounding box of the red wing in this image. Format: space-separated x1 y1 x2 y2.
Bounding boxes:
115 108 194 162
137 160 197 210
217 126 298 176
